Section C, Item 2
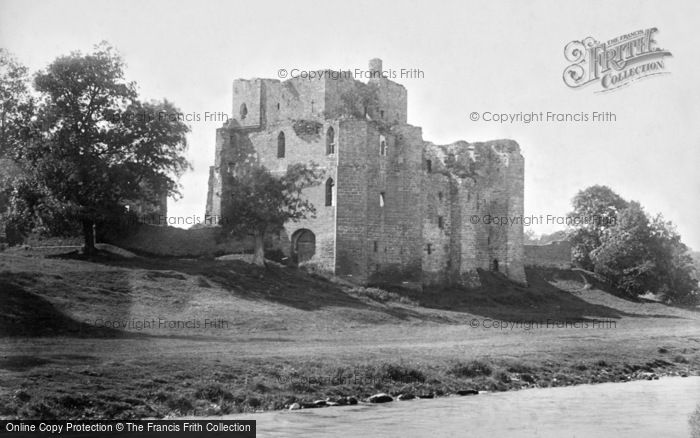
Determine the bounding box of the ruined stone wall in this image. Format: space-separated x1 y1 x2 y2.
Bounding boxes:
421 140 526 286
206 59 527 288
422 147 455 285
371 78 408 125
335 120 370 281
335 120 423 284
231 79 263 128
248 120 338 272
503 142 527 283
363 123 423 284
524 240 572 269
105 224 253 257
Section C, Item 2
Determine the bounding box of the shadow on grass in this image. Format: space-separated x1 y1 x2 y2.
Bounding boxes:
375 268 682 322
50 251 414 315
0 272 140 339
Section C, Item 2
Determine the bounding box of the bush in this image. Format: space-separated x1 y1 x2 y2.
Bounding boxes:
380 364 426 384
194 384 233 402
449 360 493 378
346 287 419 306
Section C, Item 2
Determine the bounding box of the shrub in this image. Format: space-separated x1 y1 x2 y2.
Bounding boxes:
195 384 233 402
449 360 493 378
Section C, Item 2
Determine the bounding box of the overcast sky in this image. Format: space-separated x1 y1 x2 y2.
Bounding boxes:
1 0 699 249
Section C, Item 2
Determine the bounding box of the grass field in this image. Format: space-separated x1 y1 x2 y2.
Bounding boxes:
0 249 698 419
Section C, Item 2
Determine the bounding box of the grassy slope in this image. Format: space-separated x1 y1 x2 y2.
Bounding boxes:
0 250 698 419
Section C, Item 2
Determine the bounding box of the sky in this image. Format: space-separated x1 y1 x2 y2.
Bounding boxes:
1 0 699 249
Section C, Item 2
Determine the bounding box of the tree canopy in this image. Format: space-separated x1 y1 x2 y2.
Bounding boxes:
568 186 698 304
221 160 322 266
0 43 190 253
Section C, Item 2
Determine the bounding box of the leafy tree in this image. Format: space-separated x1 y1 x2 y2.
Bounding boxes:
0 49 34 243
6 42 190 253
567 185 628 269
591 202 698 304
590 202 657 295
0 48 33 156
647 215 699 304
221 161 322 266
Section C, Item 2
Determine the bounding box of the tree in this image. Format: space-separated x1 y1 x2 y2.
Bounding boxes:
647 215 699 304
221 161 322 266
0 49 35 243
590 202 657 296
591 202 699 304
567 185 628 269
0 48 33 156
7 42 190 254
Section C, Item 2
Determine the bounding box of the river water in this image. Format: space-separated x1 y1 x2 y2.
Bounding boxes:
227 377 700 437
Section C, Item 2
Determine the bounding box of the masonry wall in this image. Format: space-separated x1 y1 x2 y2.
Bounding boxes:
422 147 455 285
335 120 370 281
370 78 408 125
421 140 526 286
363 123 423 284
105 224 253 257
524 240 572 269
231 79 263 128
248 119 338 272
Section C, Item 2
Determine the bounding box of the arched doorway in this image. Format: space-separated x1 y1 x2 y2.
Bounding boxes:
492 258 499 272
292 229 316 264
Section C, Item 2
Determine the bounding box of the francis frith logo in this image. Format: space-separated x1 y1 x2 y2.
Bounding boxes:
563 28 672 92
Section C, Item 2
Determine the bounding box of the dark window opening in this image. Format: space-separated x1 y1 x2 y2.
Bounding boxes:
492 259 499 272
326 127 335 155
239 103 248 120
438 192 443 201
373 241 378 252
426 243 432 255
426 159 432 173
276 102 280 110
380 110 384 119
438 216 444 229
380 192 385 207
325 178 334 206
277 131 286 158
379 135 387 156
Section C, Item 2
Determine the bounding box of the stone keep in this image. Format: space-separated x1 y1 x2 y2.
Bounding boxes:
206 59 526 287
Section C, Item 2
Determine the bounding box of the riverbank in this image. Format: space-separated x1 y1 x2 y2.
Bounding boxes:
0 251 698 419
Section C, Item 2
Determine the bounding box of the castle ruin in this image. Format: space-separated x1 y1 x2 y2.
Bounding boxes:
206 59 526 287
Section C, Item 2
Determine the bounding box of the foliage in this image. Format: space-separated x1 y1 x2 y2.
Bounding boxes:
345 287 419 306
567 185 628 269
0 48 34 156
221 162 322 265
0 43 190 252
291 119 322 141
590 201 699 304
